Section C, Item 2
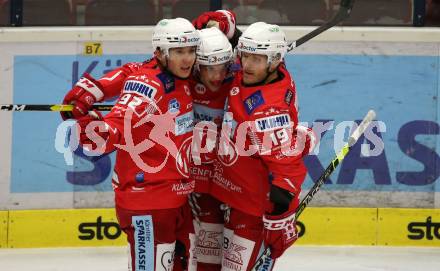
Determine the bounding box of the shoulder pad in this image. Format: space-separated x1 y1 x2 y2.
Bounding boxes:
122 62 144 72
156 72 176 94
142 58 158 69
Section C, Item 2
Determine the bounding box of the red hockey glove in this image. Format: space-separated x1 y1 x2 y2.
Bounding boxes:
192 10 236 39
76 111 116 154
61 73 104 120
263 210 298 259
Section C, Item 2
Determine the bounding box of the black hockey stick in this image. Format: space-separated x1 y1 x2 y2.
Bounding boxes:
0 104 112 112
251 109 376 271
287 0 355 52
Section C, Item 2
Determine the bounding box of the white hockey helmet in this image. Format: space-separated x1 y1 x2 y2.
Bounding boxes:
237 22 288 65
196 27 233 67
152 17 201 57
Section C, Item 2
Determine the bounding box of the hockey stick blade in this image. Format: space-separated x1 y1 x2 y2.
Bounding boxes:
0 104 113 112
288 0 355 51
251 109 376 271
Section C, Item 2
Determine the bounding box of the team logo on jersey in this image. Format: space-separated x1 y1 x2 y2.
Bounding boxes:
217 136 238 166
195 83 206 95
255 114 291 132
168 98 180 113
123 80 157 100
176 137 193 178
230 87 239 96
284 89 294 106
243 90 265 114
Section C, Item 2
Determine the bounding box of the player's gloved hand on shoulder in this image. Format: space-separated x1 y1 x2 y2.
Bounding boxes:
76 110 115 154
61 73 104 120
192 10 236 39
263 208 298 259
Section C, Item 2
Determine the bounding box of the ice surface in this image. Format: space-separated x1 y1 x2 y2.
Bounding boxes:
0 246 439 271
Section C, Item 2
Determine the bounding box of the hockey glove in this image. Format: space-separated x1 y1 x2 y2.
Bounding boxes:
76 110 117 154
192 10 236 39
263 209 298 259
61 73 104 120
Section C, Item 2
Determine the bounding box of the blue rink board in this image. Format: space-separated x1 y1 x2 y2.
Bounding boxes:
10 53 440 193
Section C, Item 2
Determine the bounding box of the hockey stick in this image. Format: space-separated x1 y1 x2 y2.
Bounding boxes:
287 0 355 52
251 109 376 271
0 104 112 112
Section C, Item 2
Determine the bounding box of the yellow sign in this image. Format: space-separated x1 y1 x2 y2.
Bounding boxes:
4 207 440 248
8 209 125 248
377 208 440 246
296 207 377 245
83 42 103 55
0 211 7 248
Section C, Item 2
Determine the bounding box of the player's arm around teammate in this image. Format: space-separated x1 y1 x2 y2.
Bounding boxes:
207 22 317 271
188 27 235 271
77 18 201 271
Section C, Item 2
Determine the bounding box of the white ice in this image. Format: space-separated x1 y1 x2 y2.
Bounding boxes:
0 246 439 271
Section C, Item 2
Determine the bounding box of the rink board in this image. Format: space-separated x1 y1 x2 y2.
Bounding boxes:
0 211 7 248
1 28 440 211
3 207 440 248
296 208 377 245
377 208 440 246
7 209 125 248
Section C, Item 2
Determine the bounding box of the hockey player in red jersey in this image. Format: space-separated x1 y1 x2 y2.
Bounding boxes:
74 18 200 271
207 22 316 271
188 27 234 271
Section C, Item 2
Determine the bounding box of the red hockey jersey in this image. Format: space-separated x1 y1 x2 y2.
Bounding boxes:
189 76 232 193
97 60 195 210
89 60 158 101
211 64 307 217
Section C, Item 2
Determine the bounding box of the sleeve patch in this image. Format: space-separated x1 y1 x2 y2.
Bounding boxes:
284 89 294 106
243 90 265 115
156 72 176 94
